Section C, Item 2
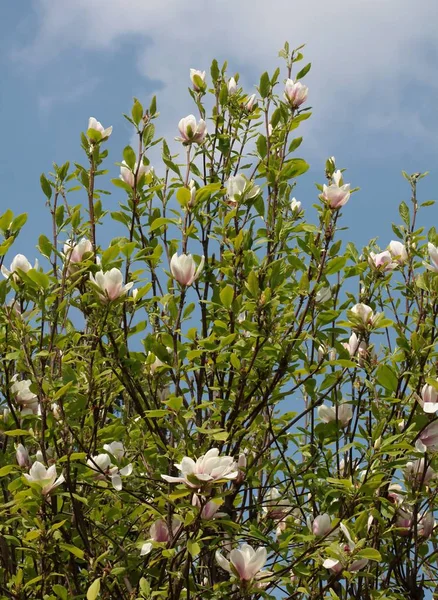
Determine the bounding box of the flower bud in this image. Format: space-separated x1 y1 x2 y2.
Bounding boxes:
312 513 332 537
228 77 237 95
284 79 308 108
290 198 302 214
177 115 207 145
190 69 206 91
87 117 112 141
16 444 31 468
245 93 257 112
170 253 204 287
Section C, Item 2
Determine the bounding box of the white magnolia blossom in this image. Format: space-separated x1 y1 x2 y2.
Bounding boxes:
312 513 333 537
63 238 93 274
416 420 438 453
318 403 353 427
405 458 435 487
120 160 151 188
103 441 125 461
350 303 379 327
245 93 257 112
24 462 65 495
216 543 272 584
170 252 204 287
284 78 308 108
1 254 38 280
426 242 438 272
226 174 260 206
87 117 112 140
290 197 302 213
388 240 408 264
177 115 207 144
11 377 39 415
89 267 133 302
228 76 237 95
87 452 133 491
161 448 239 488
189 68 206 91
342 332 367 361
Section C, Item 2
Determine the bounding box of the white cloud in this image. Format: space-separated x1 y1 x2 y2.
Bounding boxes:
17 0 438 160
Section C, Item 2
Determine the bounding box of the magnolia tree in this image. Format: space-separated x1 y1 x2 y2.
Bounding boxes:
0 41 437 600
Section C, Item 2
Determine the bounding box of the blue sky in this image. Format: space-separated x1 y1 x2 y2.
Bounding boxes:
1 0 438 266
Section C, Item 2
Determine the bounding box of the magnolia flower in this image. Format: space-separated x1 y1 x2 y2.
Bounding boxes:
11 378 39 415
312 513 332 537
51 403 61 420
262 487 291 520
146 352 167 374
161 448 239 488
290 198 302 214
103 441 125 461
24 462 65 495
396 506 435 538
323 523 369 574
318 403 353 427
188 179 197 208
16 444 31 468
350 303 377 327
177 115 207 144
228 77 237 95
120 160 151 188
405 458 435 487
426 242 438 272
315 287 331 303
87 453 133 491
388 240 408 264
216 544 272 584
415 420 438 452
63 238 93 274
89 267 133 302
342 332 367 358
226 174 260 206
236 452 247 484
245 93 257 112
1 254 38 280
192 495 223 519
417 383 438 414
140 517 182 555
321 170 351 209
170 252 204 287
284 78 308 108
368 251 397 272
87 117 112 140
190 68 206 91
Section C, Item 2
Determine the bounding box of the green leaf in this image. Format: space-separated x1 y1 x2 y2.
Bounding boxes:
132 99 143 126
288 136 303 152
325 256 347 275
40 174 52 200
0 209 13 233
60 544 85 559
187 539 201 558
280 158 309 179
376 364 398 393
256 135 267 159
399 201 410 228
0 465 16 477
356 548 382 561
220 285 234 309
26 269 50 291
176 187 191 208
4 429 33 437
87 578 101 600
259 71 270 98
296 62 311 80
211 59 220 83
123 146 136 170
53 584 68 600
150 217 178 232
38 235 53 259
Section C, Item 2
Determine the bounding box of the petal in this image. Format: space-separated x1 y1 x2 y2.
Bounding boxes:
140 542 153 556
111 473 123 491
215 551 231 573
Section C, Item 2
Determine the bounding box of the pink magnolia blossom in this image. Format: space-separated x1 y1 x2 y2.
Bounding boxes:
216 543 272 583
11 377 39 415
318 403 353 427
368 250 397 272
87 117 112 141
120 160 151 188
16 444 31 468
170 252 204 287
245 93 257 112
63 238 93 274
404 458 435 487
415 420 438 452
321 170 351 209
140 517 182 555
24 462 65 495
396 506 435 538
417 383 438 414
161 448 238 488
192 495 223 519
323 523 369 574
312 513 332 537
284 79 308 108
177 115 207 144
89 267 133 302
262 487 291 520
190 69 206 91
